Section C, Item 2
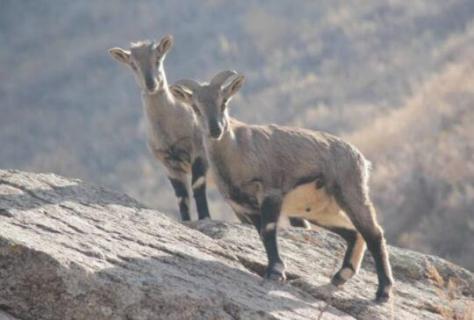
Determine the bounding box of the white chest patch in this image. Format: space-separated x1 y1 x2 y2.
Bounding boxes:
281 182 355 230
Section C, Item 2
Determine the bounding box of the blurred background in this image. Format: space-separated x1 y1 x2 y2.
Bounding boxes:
1 0 473 270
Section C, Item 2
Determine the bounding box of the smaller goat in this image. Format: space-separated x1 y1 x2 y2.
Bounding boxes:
109 36 210 221
170 71 394 302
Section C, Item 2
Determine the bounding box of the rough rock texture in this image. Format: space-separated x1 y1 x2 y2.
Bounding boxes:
0 310 20 320
0 170 473 320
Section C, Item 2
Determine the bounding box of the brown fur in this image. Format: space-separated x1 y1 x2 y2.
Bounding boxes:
171 70 394 301
109 36 209 221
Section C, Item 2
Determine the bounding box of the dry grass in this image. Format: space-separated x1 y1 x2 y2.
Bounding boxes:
424 261 473 319
347 51 474 269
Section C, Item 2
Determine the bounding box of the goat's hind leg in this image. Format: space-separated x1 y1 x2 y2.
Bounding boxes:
307 208 365 286
329 227 366 286
333 183 393 302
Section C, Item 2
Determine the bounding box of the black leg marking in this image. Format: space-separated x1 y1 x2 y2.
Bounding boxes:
332 227 357 267
191 158 210 220
329 227 358 286
363 228 393 302
260 195 285 281
169 177 190 221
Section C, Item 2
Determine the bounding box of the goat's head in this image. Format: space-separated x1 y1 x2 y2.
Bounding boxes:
170 70 245 140
109 35 173 94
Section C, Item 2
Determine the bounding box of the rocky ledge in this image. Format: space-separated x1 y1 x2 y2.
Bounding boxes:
0 170 472 320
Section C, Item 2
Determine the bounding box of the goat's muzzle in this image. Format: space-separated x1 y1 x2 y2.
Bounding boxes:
145 75 157 93
209 121 223 140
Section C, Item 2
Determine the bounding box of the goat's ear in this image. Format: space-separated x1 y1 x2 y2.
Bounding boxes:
170 84 193 104
156 35 174 56
108 47 131 65
223 75 245 98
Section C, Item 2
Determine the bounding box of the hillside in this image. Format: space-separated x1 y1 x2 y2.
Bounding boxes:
0 1 473 270
0 170 473 319
348 45 474 269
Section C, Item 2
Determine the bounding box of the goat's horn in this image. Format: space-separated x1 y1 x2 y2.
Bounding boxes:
210 70 238 88
174 79 201 92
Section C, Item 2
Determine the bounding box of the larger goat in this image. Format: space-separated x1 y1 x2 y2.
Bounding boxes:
170 71 394 302
109 36 210 221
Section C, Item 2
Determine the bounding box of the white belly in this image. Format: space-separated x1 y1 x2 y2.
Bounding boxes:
281 183 355 230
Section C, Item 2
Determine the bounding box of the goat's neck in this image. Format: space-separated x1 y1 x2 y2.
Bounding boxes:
141 79 175 124
208 118 241 161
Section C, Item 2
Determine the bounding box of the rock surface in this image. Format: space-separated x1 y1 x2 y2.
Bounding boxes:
0 169 473 320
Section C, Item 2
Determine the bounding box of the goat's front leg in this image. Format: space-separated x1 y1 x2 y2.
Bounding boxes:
191 157 211 220
168 173 191 221
260 195 286 281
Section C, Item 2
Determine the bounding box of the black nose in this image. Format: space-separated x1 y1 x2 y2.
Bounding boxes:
209 122 222 138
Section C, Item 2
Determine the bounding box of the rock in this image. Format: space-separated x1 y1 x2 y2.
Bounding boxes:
0 169 472 320
0 310 20 320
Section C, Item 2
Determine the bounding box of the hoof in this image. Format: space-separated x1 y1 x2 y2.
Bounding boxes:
330 273 347 287
375 286 392 303
265 263 287 282
265 270 287 282
330 267 354 287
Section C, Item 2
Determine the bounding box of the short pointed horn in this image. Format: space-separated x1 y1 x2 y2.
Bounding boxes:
174 79 201 92
210 70 238 88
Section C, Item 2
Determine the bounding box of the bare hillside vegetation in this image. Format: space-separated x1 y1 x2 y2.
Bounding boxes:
0 1 473 269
